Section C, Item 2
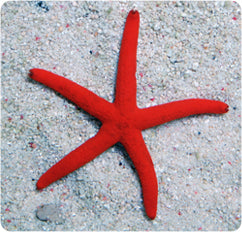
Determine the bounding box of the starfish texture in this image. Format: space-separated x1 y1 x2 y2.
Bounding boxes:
29 10 228 219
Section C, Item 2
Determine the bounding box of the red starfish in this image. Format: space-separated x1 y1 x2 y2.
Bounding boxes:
29 10 228 219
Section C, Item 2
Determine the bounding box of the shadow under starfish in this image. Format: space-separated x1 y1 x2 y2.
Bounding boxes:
29 10 228 220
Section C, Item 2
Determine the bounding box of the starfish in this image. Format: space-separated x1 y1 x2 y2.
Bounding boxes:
29 10 228 219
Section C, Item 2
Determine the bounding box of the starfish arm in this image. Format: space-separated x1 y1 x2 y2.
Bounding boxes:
121 129 158 220
37 123 119 189
114 10 140 111
29 68 115 122
135 99 229 130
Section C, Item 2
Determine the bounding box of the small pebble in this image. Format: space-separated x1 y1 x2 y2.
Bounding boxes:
36 1 49 12
36 204 63 224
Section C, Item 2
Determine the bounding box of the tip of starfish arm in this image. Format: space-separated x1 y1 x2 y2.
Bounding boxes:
224 103 229 113
28 68 45 81
145 204 157 220
36 183 44 190
28 68 39 80
147 210 156 220
131 9 138 13
220 102 229 113
129 9 139 16
28 69 34 78
36 178 48 190
211 100 229 114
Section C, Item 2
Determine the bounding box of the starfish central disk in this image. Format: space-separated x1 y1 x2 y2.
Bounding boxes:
29 9 228 220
